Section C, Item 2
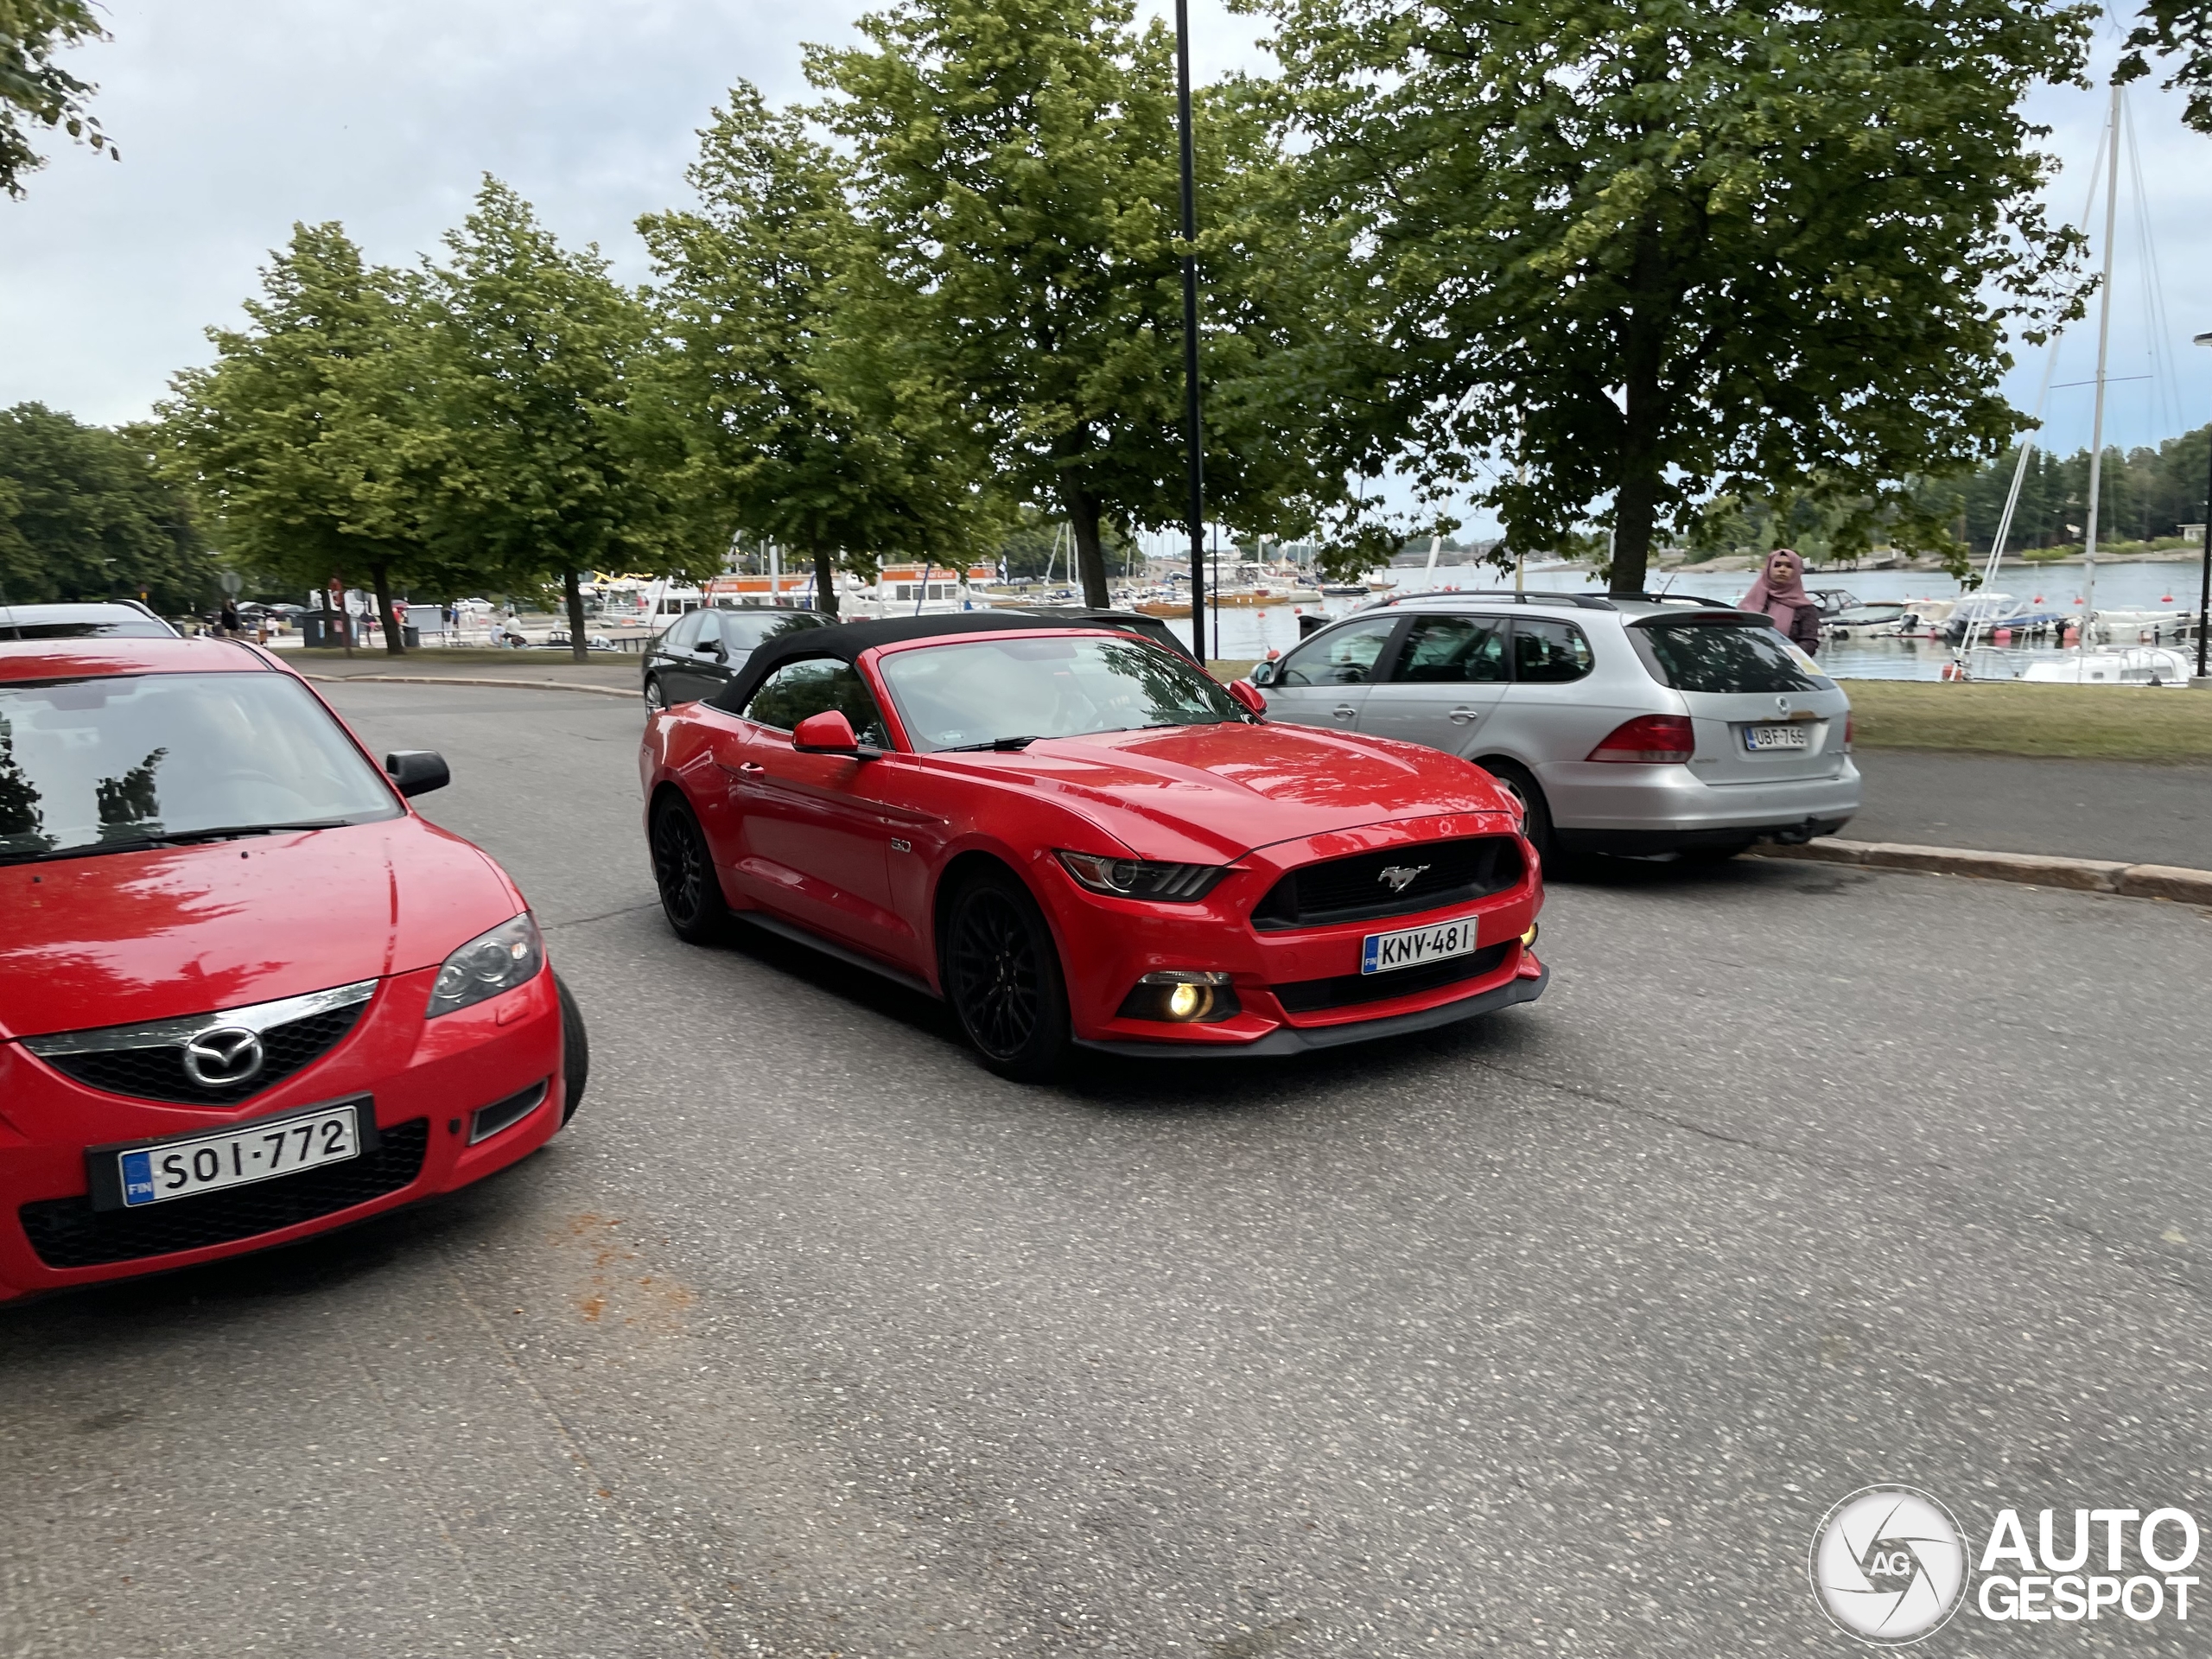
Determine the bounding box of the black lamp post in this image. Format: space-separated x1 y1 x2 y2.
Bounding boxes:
1174 0 1206 664
2194 331 2212 684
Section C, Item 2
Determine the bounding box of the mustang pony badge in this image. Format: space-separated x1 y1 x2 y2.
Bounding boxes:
1377 864 1429 893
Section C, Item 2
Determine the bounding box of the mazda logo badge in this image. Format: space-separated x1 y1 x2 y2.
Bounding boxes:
1377 864 1429 893
182 1025 265 1089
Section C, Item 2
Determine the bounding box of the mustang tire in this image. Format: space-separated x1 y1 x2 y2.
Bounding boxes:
944 868 1072 1083
650 792 728 944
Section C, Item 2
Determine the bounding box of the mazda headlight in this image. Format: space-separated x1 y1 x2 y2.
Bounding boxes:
1056 851 1228 902
427 912 544 1017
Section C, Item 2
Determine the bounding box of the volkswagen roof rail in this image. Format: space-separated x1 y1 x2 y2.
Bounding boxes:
1370 588 1619 611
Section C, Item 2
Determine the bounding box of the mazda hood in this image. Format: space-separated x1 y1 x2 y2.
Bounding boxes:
0 817 523 1041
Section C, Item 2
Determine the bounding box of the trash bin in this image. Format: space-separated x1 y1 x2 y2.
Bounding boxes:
402 625 422 648
302 615 333 647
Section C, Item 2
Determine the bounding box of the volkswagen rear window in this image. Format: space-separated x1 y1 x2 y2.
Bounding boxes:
1630 618 1832 693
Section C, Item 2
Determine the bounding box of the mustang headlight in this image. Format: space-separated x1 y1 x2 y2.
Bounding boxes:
1056 850 1228 903
427 912 544 1018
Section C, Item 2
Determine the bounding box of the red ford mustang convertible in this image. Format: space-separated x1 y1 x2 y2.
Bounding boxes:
0 637 585 1302
640 615 1546 1078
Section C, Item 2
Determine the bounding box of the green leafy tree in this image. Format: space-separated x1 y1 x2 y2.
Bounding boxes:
639 86 996 617
809 0 1338 607
429 178 691 659
0 404 211 609
2123 5 2212 130
1256 0 2094 594
159 224 445 653
1 0 117 199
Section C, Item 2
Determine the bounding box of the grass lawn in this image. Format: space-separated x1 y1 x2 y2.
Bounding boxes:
1205 661 2210 764
1837 680 2210 763
282 645 631 668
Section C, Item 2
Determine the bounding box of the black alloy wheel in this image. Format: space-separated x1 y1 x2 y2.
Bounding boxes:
650 793 728 944
555 970 589 1122
1480 759 1561 870
944 871 1071 1083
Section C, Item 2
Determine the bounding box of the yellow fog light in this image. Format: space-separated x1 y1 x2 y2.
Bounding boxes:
1117 970 1240 1025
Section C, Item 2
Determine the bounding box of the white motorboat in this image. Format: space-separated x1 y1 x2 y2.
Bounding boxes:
2018 645 2195 687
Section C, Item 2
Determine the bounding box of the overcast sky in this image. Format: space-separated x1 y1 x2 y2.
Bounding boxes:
4 0 2209 511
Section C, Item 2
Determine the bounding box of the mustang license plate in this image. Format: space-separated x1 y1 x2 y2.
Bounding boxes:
1743 723 1812 752
111 1100 369 1209
1361 913 1482 976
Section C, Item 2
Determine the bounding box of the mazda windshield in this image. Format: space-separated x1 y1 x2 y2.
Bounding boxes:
875 634 1241 753
0 672 401 863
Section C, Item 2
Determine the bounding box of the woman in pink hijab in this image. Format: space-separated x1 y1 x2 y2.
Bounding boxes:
1741 548 1822 653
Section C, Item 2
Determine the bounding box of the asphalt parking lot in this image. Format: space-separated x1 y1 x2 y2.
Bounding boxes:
4 681 2209 1657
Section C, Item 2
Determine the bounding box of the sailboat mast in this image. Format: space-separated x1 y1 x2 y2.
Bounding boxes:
2079 82 2122 641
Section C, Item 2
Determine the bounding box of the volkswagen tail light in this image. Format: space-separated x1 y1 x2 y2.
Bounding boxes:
1586 715 1695 764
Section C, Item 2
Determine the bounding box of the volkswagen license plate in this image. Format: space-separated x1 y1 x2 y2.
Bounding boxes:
1361 913 1481 976
110 1100 368 1209
1743 723 1811 752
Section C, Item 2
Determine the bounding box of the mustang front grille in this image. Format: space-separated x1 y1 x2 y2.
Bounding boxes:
18 1119 429 1269
1250 837 1522 931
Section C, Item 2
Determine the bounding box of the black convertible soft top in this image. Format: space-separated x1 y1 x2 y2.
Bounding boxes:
706 611 1134 716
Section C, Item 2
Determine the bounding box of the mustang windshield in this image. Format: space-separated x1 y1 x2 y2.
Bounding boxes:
0 672 401 864
877 634 1241 753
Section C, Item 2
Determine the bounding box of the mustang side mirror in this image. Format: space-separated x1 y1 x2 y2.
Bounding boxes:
385 749 450 798
791 709 878 758
1227 679 1268 718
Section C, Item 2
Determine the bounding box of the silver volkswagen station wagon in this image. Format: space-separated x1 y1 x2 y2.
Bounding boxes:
1247 592 1859 862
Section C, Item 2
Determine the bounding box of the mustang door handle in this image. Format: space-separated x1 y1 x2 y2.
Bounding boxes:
1447 708 1480 724
1331 704 1358 720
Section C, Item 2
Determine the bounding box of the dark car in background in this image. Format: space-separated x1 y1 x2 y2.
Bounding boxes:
642 607 832 709
0 601 179 641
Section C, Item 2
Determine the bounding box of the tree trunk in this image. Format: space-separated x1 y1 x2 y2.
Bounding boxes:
563 569 588 664
1058 482 1110 608
1609 222 1670 598
331 573 353 658
370 562 405 656
811 546 839 619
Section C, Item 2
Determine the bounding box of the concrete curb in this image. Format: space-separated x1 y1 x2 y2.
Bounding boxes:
1753 837 2212 906
303 673 638 702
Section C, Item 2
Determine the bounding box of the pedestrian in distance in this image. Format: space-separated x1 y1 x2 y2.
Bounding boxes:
219 597 241 638
1741 548 1822 655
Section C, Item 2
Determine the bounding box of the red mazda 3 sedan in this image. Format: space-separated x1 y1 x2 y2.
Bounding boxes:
641 615 1545 1079
0 637 586 1302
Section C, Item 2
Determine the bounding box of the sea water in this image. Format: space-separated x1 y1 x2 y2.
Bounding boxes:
1161 560 2206 681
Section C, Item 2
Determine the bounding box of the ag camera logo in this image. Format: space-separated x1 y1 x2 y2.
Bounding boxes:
1808 1485 1969 1646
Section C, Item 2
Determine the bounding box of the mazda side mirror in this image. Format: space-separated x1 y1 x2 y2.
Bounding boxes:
385 750 450 798
1247 658 1277 688
791 710 878 758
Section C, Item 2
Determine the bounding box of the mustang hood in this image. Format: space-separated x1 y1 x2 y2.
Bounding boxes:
969 721 1514 861
0 817 522 1041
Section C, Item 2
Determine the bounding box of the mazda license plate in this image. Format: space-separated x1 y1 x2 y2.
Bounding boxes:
110 1101 369 1209
1361 914 1481 976
1743 723 1811 752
